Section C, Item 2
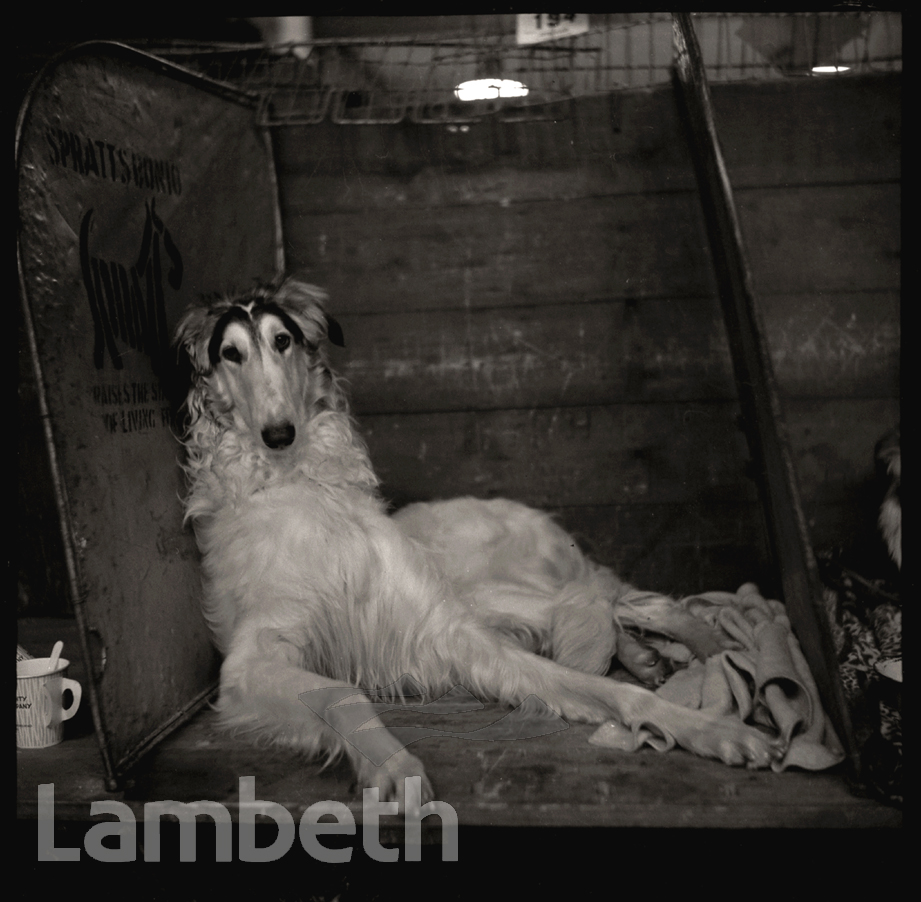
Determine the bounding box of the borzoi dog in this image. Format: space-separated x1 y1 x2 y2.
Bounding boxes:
175 278 781 804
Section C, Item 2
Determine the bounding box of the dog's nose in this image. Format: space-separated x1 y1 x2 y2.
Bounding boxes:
262 422 296 449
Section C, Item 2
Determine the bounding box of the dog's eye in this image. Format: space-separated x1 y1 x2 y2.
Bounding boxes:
274 333 292 352
221 346 243 364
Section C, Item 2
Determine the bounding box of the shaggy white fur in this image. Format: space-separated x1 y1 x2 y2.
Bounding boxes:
876 427 901 570
175 278 783 805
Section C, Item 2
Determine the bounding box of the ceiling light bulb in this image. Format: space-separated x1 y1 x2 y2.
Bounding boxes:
454 79 529 102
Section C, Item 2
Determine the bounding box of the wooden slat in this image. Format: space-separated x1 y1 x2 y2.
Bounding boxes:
671 12 858 771
286 191 717 312
328 292 898 413
285 183 899 315
274 73 899 196
709 75 900 189
363 402 753 509
357 398 898 508
552 496 882 596
737 185 900 296
548 502 771 594
284 165 900 218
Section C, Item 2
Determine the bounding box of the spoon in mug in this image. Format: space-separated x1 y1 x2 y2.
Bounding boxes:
48 641 63 672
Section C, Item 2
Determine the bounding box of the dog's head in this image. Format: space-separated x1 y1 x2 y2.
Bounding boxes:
175 278 347 450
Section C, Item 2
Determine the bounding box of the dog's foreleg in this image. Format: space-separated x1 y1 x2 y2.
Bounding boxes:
448 622 782 768
217 626 433 807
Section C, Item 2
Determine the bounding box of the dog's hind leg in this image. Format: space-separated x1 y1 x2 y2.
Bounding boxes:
462 578 619 675
217 624 433 807
613 591 731 661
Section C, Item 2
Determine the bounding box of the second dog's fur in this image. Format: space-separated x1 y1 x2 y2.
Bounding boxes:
175 278 782 804
876 427 901 570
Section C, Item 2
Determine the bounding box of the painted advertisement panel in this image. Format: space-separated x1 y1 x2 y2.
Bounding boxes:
17 43 283 785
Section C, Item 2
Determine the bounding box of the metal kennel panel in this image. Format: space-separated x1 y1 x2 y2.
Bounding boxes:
17 42 284 788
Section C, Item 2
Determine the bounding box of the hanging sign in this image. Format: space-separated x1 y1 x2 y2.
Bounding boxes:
517 14 590 45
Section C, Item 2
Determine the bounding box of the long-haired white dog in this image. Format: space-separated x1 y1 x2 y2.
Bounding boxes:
175 278 781 804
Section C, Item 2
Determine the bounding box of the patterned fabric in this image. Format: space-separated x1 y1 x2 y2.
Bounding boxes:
818 548 901 806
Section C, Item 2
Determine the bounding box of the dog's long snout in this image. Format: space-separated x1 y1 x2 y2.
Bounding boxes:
262 422 296 450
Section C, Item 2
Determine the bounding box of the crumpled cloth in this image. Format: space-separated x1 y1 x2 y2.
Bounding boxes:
590 583 846 772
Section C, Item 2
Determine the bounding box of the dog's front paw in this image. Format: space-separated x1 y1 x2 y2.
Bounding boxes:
681 710 785 769
356 750 433 813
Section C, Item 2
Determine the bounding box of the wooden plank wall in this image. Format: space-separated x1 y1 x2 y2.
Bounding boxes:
273 72 899 597
19 72 897 615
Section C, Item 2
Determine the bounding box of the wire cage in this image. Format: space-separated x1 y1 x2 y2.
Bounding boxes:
147 12 901 126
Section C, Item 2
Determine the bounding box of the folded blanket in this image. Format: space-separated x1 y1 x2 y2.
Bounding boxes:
590 583 846 771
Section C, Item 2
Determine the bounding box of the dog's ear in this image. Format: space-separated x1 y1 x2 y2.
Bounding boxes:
274 278 345 348
173 304 214 375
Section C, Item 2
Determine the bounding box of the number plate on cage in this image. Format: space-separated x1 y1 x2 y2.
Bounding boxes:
517 14 590 45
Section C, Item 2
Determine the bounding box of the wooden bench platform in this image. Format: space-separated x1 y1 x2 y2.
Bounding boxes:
17 617 900 844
